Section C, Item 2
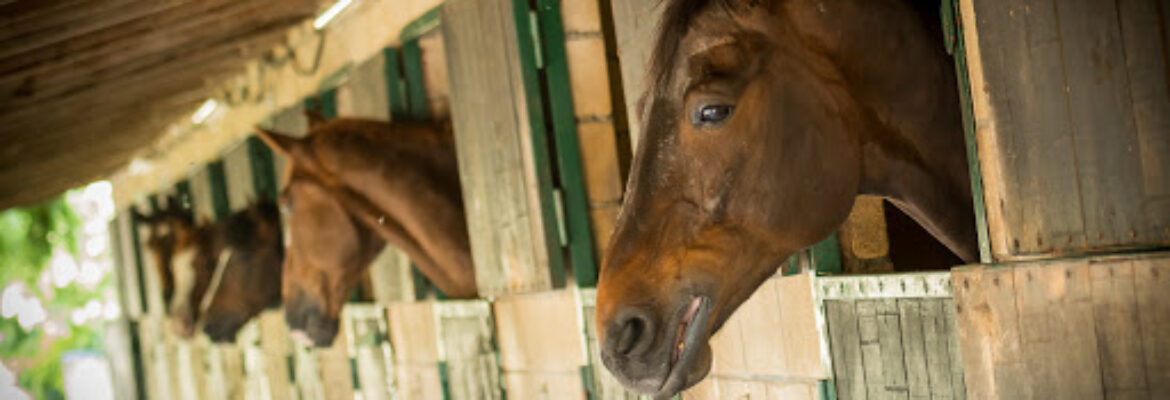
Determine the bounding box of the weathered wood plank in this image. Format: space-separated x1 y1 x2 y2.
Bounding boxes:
257 311 292 400
920 299 954 399
1055 0 1146 249
876 300 908 399
1117 0 1170 221
493 291 587 373
1017 264 1103 399
952 266 1028 399
857 300 887 399
443 0 554 296
222 143 255 211
1134 257 1170 398
826 300 865 400
897 300 929 400
963 0 1170 259
438 304 503 400
942 298 965 400
1090 261 1150 399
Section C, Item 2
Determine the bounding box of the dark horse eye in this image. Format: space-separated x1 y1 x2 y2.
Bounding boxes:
695 104 734 125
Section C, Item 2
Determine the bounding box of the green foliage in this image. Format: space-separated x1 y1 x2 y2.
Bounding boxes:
0 194 103 400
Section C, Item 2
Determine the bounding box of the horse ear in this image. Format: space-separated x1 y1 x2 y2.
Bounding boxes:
304 109 327 130
254 127 302 157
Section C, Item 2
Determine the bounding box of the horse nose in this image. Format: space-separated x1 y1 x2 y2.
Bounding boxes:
606 307 656 358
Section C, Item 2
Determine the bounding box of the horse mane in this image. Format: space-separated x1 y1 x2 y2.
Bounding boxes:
647 0 736 101
221 200 280 249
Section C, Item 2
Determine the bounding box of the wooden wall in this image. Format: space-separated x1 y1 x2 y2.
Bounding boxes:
953 253 1170 399
960 0 1170 261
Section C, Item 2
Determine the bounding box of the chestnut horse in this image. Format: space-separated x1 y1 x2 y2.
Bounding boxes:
257 117 476 347
136 198 284 342
595 0 976 396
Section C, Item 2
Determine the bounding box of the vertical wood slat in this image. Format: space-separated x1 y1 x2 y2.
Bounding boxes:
961 0 1170 260
826 301 865 400
222 142 256 211
953 254 1170 399
580 291 645 400
443 0 555 296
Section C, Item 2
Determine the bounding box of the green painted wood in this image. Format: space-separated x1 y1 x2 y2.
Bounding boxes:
439 361 452 400
943 0 991 263
818 380 837 400
811 233 842 275
511 0 568 289
305 89 339 120
402 39 431 121
533 0 598 287
384 47 410 120
173 180 192 211
247 136 279 201
400 5 443 42
206 160 231 221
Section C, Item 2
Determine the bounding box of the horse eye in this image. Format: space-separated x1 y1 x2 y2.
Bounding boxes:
695 104 734 126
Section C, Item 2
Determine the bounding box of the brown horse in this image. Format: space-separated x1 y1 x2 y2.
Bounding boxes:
257 117 476 347
595 0 976 396
136 199 284 342
199 201 284 342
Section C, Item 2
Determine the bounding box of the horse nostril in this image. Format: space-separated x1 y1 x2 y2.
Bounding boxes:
612 309 655 357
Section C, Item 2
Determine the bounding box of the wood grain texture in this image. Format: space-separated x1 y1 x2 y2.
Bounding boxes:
826 297 966 400
953 254 1170 399
443 0 554 296
962 0 1170 260
257 311 293 400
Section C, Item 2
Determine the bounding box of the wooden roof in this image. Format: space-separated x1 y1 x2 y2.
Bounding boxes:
0 0 322 209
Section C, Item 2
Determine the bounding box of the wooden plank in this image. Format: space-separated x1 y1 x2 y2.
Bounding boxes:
222 142 255 211
1134 257 1170 398
1054 0 1146 250
1016 263 1103 399
856 300 886 399
942 298 966 400
876 300 908 399
418 33 452 120
826 300 865 400
1090 261 1150 399
493 291 587 372
387 302 440 364
1117 0 1170 213
608 0 662 150
437 303 503 400
952 266 1029 399
442 0 555 296
897 300 929 400
963 0 1170 259
257 311 292 400
920 299 955 399
337 54 391 120
503 372 586 400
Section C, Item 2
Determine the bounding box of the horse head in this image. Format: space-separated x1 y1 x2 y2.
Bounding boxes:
258 118 476 347
595 0 975 396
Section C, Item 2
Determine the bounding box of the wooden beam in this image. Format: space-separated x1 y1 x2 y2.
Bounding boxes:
0 0 194 54
1 16 296 112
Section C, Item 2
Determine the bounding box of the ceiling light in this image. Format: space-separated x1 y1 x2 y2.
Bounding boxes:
191 98 219 124
313 0 354 30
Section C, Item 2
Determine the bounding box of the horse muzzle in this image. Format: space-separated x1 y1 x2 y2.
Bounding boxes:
600 295 714 398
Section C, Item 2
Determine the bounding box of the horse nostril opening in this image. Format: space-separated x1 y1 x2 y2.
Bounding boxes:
613 311 654 357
